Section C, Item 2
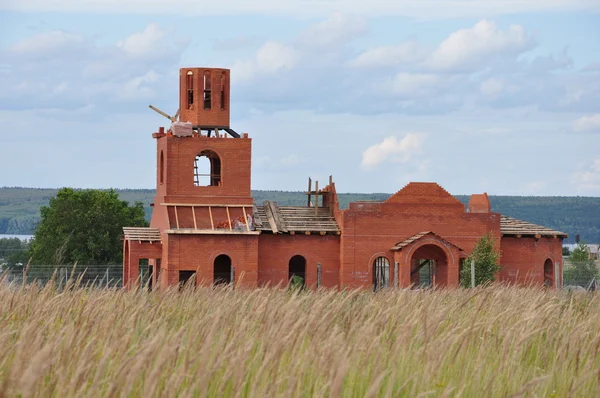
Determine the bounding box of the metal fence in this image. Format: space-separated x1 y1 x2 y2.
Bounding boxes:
1 263 597 291
1 265 134 289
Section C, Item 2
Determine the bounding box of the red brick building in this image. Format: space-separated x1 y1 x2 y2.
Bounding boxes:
123 67 567 290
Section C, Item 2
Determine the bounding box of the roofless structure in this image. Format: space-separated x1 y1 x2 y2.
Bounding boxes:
123 67 567 290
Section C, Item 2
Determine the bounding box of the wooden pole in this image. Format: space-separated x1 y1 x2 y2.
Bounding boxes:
315 180 319 215
317 263 322 288
394 262 399 289
192 205 197 230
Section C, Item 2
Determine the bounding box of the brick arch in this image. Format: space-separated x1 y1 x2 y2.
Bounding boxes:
402 237 456 266
543 257 555 288
393 233 461 288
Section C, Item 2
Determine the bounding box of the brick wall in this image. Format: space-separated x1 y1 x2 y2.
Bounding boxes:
162 234 259 288
257 234 341 289
499 237 563 286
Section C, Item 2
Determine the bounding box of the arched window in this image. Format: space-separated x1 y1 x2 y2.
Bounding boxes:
203 71 212 110
186 71 194 109
220 72 226 110
373 256 390 291
289 255 306 288
194 150 221 187
159 150 164 185
544 258 554 288
214 254 232 285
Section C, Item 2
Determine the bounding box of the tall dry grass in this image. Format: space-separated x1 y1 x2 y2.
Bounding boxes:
1 279 599 397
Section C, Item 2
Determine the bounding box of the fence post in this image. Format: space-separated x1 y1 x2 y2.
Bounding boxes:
394 262 399 289
317 263 322 288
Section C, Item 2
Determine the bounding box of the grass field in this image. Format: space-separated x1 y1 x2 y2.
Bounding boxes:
1 281 599 397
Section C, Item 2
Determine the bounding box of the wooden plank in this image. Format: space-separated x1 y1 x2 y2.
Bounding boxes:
307 177 312 207
209 206 214 230
263 201 279 234
315 180 319 216
252 205 263 228
226 206 232 230
192 205 197 230
161 203 252 208
174 205 180 229
242 206 250 232
267 201 288 233
166 229 260 235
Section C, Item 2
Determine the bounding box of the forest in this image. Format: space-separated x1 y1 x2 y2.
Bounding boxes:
1 187 599 243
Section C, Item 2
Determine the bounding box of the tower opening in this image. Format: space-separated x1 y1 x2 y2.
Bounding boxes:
203 71 212 110
186 71 194 108
289 255 306 288
214 254 232 285
220 72 226 110
194 150 221 187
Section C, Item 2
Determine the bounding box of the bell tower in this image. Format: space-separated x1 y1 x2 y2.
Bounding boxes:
178 67 240 138
149 67 253 232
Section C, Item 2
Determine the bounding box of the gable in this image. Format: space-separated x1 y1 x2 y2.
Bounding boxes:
385 182 465 208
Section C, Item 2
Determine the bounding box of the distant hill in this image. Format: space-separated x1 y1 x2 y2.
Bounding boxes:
1 187 598 243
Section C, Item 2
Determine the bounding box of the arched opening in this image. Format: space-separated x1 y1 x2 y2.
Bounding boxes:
203 71 212 110
214 254 232 285
220 72 226 110
194 150 221 186
159 150 164 185
289 255 306 287
410 244 449 288
186 70 194 109
373 256 390 291
544 258 554 288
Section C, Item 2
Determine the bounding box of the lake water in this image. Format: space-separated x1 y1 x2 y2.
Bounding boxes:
0 234 34 241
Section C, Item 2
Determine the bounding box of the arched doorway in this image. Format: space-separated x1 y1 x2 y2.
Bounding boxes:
410 244 449 288
544 258 554 287
214 254 232 285
373 256 390 291
289 255 306 287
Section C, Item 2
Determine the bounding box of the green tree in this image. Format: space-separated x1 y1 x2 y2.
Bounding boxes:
563 243 599 286
0 237 31 267
460 233 501 287
29 188 147 265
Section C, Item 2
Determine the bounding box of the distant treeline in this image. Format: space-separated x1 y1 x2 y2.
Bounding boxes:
1 187 599 243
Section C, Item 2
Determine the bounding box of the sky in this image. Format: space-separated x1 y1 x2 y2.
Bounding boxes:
0 1 599 196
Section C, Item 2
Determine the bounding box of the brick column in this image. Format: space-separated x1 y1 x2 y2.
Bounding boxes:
395 252 411 288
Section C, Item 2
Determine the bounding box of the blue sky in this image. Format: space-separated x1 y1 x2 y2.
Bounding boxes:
1 1 599 196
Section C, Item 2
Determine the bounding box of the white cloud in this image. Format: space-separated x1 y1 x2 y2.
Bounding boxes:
390 73 442 96
0 23 188 111
10 30 87 58
296 12 368 50
231 41 297 83
361 133 423 168
428 19 534 71
480 78 504 96
349 41 424 68
3 0 599 19
572 158 600 192
573 114 600 133
117 24 165 58
115 70 161 100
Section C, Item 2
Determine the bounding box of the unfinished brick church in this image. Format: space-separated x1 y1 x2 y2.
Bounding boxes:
123 67 568 290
